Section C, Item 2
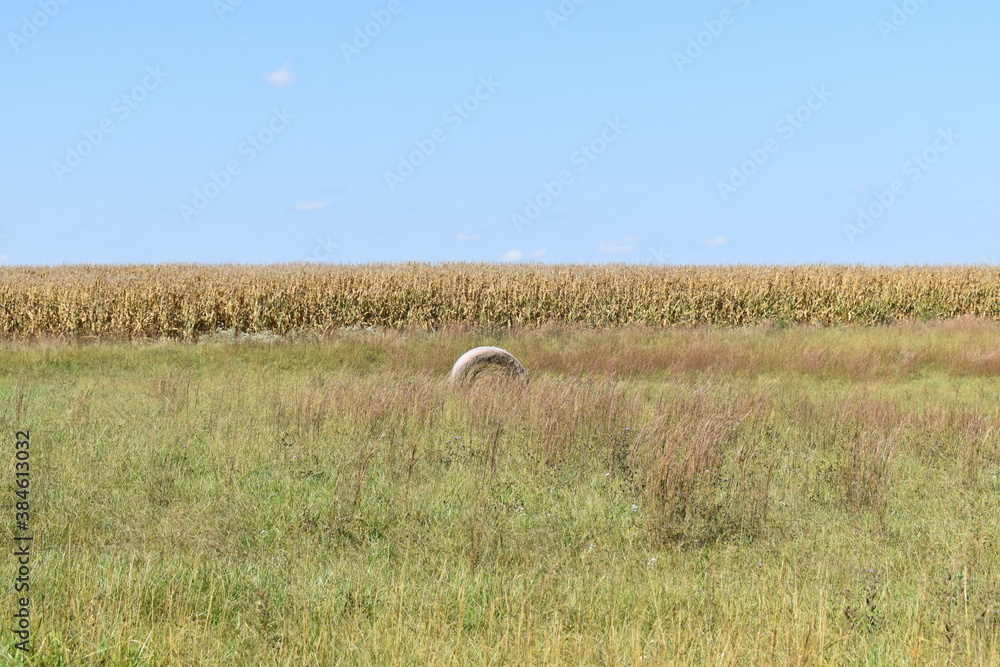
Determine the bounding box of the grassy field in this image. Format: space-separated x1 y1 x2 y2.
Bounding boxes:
2 321 1000 664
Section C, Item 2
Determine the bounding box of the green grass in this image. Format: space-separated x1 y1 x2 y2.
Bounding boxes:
1 322 999 664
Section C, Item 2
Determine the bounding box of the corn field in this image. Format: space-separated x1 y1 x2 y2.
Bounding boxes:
1 263 999 339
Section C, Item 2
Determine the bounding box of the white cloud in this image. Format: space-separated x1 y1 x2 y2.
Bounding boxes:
706 235 728 247
531 248 547 257
291 201 332 212
598 237 639 254
262 62 298 87
457 233 484 242
501 249 523 261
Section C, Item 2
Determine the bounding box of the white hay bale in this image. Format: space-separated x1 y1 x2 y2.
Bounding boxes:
449 346 528 387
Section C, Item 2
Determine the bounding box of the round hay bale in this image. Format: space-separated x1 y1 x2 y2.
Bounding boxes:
449 346 528 388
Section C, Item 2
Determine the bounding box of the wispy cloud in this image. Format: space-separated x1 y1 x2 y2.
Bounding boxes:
457 233 484 242
598 237 639 254
501 249 523 261
291 201 332 212
705 235 728 247
262 62 298 87
531 248 547 257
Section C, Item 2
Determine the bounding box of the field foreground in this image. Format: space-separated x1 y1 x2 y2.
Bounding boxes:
2 322 1000 664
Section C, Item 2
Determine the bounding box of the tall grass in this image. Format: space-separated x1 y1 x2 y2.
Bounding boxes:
0 324 998 663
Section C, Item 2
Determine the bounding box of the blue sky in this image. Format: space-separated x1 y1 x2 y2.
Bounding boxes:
2 0 997 265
